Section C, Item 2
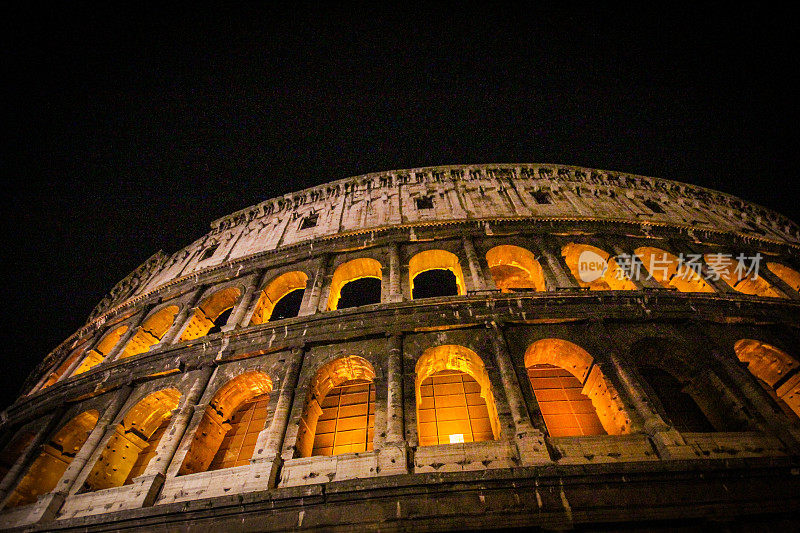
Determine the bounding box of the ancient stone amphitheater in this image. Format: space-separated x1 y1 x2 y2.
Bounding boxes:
2 164 800 531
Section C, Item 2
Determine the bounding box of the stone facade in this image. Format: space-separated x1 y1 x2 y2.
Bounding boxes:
1 164 799 531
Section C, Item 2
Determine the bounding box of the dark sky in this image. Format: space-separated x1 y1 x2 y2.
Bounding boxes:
2 5 799 412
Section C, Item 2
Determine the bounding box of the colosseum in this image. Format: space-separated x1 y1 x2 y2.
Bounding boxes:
1 163 800 531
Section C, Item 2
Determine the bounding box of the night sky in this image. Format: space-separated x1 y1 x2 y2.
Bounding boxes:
2 5 799 412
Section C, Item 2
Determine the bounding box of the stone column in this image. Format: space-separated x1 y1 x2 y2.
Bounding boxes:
531 241 579 290
462 235 486 291
143 364 216 478
487 322 550 464
385 334 404 442
105 325 142 363
157 288 206 347
0 408 67 508
606 352 695 459
251 346 304 487
299 254 329 316
388 241 403 303
55 385 134 497
221 272 264 331
758 265 800 300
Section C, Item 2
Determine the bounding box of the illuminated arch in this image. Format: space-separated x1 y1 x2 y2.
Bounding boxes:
248 271 309 325
327 258 383 310
409 250 466 299
524 339 630 436
561 243 636 291
703 253 783 297
179 287 242 341
72 325 129 376
179 371 273 475
634 247 714 293
5 410 99 508
415 345 500 446
767 262 800 293
118 306 179 360
735 339 800 419
486 245 546 292
296 356 376 458
82 389 180 491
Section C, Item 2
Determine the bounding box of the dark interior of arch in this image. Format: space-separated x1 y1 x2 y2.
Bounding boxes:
413 269 459 299
337 278 381 309
270 289 305 321
207 307 234 335
637 366 715 432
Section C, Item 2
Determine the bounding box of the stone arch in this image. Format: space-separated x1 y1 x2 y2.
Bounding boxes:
734 339 800 419
179 371 273 475
415 345 500 445
703 253 783 297
634 246 714 292
327 258 383 310
248 271 309 325
524 339 630 436
485 245 546 292
561 243 636 290
179 286 242 341
118 305 179 360
296 356 376 458
767 262 800 293
82 389 180 491
72 325 129 376
37 345 86 391
409 250 466 299
5 410 100 508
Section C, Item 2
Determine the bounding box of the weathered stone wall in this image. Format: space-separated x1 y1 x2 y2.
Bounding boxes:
2 165 800 531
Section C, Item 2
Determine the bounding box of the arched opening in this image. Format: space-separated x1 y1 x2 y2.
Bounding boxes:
734 339 800 420
703 253 783 297
637 366 715 432
72 325 129 376
37 345 86 391
82 389 180 491
118 306 179 360
524 339 630 436
415 345 500 446
634 247 714 292
179 372 273 475
296 356 376 458
486 245 546 292
0 432 34 480
767 262 800 293
327 258 382 310
248 271 309 325
179 287 242 341
5 411 99 508
409 250 466 299
562 243 637 290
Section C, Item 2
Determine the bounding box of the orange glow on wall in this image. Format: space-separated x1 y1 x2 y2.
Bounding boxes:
118 306 179 360
486 245 546 292
179 287 241 341
634 247 714 293
767 262 800 293
703 253 783 297
524 339 630 436
179 371 272 475
72 326 129 376
735 339 800 419
6 410 99 508
409 250 466 298
0 432 35 481
562 243 636 291
248 271 308 325
415 345 500 446
83 389 180 491
327 258 382 310
296 356 375 458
